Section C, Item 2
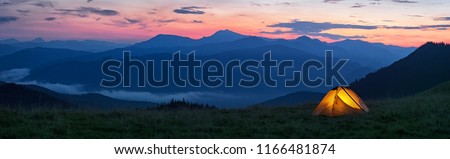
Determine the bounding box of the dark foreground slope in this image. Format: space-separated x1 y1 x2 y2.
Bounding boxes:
0 81 449 138
351 42 450 99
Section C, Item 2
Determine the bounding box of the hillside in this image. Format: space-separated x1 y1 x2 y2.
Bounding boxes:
255 91 324 107
0 82 156 110
351 42 450 99
0 79 448 138
0 83 72 109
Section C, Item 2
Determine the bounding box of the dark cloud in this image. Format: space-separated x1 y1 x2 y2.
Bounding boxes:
434 17 450 21
0 16 18 24
87 0 93 3
157 19 177 23
381 25 420 29
125 17 140 24
259 29 292 34
173 6 206 14
310 32 366 40
44 17 56 21
423 24 450 28
0 0 30 7
323 0 344 3
16 9 30 15
264 19 450 40
351 3 366 8
55 7 119 17
381 24 450 30
260 29 365 40
392 0 417 3
267 19 377 34
31 1 53 8
192 20 203 23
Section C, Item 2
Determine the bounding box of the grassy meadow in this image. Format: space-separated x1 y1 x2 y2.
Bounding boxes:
0 83 449 139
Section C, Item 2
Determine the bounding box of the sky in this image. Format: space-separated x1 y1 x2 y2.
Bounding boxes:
0 0 449 47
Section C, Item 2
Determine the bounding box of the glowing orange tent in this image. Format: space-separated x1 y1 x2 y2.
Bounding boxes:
312 86 369 117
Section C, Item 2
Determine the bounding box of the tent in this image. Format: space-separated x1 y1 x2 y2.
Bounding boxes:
312 86 369 117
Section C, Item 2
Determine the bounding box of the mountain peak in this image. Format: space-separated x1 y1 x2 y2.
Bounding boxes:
200 29 246 43
31 37 45 43
296 35 312 40
212 29 240 36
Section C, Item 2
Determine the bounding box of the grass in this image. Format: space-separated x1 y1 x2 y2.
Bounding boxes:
1 84 449 138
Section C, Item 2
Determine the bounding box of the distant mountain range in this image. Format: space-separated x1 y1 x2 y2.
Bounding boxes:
0 29 420 106
0 38 129 53
351 42 450 99
0 82 156 110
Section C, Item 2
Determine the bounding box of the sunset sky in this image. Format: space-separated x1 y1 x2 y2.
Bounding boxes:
1 0 450 47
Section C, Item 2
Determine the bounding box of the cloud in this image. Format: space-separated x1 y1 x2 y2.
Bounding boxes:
31 1 53 8
55 7 119 17
19 81 85 95
392 0 417 3
107 17 143 28
276 2 295 6
0 0 30 7
434 17 450 21
381 24 450 30
250 2 270 6
259 29 292 34
267 19 377 34
124 17 140 24
0 16 18 24
44 17 56 21
0 68 30 81
406 14 423 17
16 9 30 15
250 2 296 6
381 25 420 29
323 0 344 3
173 6 206 14
310 32 366 40
157 19 177 23
192 20 203 23
87 0 93 3
351 3 366 8
264 19 450 39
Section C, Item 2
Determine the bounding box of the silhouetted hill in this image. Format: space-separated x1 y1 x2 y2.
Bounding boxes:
331 39 414 67
419 80 450 95
0 38 21 44
0 47 91 71
0 44 22 57
255 91 324 107
0 82 156 110
23 84 157 110
351 42 450 98
0 83 72 109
